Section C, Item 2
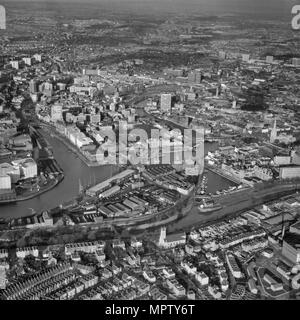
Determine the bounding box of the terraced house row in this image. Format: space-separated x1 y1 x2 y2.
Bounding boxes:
0 262 72 300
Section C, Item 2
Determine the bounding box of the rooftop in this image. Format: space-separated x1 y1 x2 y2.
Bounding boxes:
165 232 186 243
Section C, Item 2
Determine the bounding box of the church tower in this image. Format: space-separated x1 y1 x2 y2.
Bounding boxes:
270 119 277 143
158 227 166 246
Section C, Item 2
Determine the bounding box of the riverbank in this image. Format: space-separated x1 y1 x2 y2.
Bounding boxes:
18 174 64 202
1 101 229 221
0 127 121 219
0 185 194 247
206 165 241 185
127 199 193 233
0 174 64 205
169 180 300 233
1 181 298 247
39 123 103 168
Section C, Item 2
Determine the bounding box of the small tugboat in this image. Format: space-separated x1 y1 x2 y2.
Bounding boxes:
196 175 208 196
197 198 222 214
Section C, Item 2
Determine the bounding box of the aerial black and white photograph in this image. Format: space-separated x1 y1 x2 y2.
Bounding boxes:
0 0 300 307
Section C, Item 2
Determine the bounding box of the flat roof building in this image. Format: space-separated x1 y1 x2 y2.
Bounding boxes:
282 232 300 264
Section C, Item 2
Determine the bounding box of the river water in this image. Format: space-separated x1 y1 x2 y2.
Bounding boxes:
0 132 234 219
0 132 119 219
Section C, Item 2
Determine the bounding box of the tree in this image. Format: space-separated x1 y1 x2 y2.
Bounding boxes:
24 254 41 271
80 252 98 265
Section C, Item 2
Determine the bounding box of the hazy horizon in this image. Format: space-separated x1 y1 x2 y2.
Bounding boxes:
2 0 298 16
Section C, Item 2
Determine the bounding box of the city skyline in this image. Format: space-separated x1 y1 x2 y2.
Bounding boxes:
0 0 300 305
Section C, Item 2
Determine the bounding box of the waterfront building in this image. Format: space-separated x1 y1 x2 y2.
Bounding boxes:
0 163 20 184
21 160 38 179
64 126 93 149
279 166 300 180
99 185 120 199
0 173 11 190
86 169 135 197
10 134 33 151
11 158 37 179
51 104 63 122
274 155 291 166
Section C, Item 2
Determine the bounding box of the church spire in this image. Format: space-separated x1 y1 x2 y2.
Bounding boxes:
270 118 277 143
